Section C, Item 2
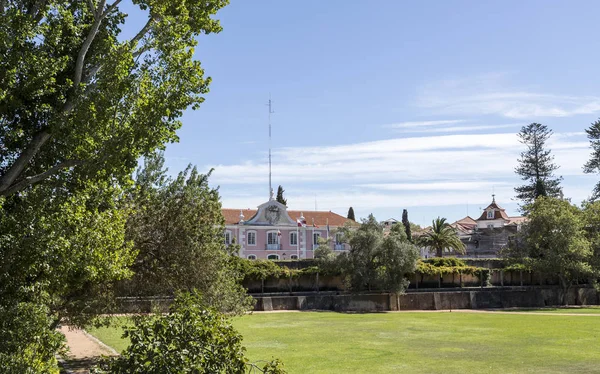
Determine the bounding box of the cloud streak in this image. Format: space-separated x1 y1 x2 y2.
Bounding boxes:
416 74 600 119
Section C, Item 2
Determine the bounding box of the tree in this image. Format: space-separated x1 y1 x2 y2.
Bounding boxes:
347 207 356 221
97 292 285 374
341 215 418 292
0 1 229 370
418 217 465 258
0 0 228 198
514 123 563 209
122 152 253 315
583 118 600 200
276 185 287 206
402 209 412 242
503 197 593 304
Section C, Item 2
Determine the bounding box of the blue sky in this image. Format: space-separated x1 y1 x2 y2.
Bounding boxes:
126 1 600 226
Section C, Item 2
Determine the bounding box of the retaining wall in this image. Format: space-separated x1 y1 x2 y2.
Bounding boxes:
253 287 600 312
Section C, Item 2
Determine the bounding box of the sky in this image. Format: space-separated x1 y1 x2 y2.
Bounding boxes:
124 1 600 226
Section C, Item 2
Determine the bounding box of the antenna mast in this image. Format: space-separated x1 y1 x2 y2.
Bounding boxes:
268 96 274 200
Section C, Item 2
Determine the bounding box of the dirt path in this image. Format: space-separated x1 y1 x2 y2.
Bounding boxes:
59 326 118 374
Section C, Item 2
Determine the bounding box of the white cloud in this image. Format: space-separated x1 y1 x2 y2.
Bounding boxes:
395 124 521 134
384 120 464 128
416 74 600 119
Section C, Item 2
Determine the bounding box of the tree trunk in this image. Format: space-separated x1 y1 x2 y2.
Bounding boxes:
559 275 570 306
436 247 443 258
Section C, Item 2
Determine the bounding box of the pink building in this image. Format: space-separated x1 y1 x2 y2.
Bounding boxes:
223 200 357 260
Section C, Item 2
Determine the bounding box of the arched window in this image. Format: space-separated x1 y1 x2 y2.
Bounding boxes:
290 254 298 260
267 254 280 260
487 210 494 219
247 254 257 260
247 231 257 246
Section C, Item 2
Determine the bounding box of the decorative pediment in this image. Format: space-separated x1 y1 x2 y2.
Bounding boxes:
244 200 296 226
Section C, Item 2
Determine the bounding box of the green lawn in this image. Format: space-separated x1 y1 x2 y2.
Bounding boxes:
88 311 600 373
507 306 600 314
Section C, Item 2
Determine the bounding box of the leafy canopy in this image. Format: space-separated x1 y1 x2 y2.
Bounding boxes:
418 217 465 258
121 152 253 314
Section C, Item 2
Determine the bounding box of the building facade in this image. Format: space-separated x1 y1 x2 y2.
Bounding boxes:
450 196 526 258
223 199 356 260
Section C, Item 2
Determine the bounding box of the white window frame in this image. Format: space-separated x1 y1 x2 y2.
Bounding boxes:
290 231 298 246
267 231 279 245
267 254 280 260
335 232 343 245
247 230 257 246
487 210 494 219
313 232 321 246
247 254 257 260
224 230 232 245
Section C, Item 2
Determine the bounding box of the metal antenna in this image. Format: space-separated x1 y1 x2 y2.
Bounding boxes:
267 95 274 200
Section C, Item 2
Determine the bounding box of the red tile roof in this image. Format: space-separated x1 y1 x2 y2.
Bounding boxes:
452 216 477 233
221 208 357 227
477 201 510 221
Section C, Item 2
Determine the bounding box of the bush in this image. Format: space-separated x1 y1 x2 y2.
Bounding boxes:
94 292 285 374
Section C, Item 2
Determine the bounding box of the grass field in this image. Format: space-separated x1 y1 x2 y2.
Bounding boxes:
88 311 600 373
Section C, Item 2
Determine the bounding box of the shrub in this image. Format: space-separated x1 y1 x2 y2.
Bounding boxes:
95 292 285 373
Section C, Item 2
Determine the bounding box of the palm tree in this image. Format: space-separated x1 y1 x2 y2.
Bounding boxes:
418 217 465 258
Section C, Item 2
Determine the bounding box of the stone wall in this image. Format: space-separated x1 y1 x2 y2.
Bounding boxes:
252 287 600 312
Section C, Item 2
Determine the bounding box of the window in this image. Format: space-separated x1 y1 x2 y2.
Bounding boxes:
224 230 231 245
313 232 321 246
267 231 279 245
290 254 298 260
487 210 494 219
487 224 494 229
267 254 279 260
290 231 298 246
335 233 343 245
247 254 257 260
247 231 256 246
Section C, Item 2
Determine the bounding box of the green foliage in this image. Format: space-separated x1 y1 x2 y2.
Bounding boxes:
514 123 563 209
341 214 419 292
584 118 600 201
121 152 253 314
402 209 412 242
275 185 287 206
504 197 594 303
0 302 65 373
418 217 465 257
347 207 356 221
95 292 285 374
0 0 228 198
0 1 230 370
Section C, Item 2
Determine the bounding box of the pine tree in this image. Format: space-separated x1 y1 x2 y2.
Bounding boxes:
276 185 287 206
402 209 412 242
514 123 563 209
583 118 600 200
347 207 356 221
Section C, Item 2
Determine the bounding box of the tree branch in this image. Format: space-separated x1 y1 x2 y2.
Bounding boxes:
1 160 84 197
0 131 51 195
73 0 106 87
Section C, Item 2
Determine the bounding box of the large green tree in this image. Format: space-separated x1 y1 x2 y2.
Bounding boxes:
123 152 253 314
583 118 600 200
0 1 228 371
503 197 594 304
514 123 563 209
0 0 227 197
418 217 465 258
339 215 418 292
